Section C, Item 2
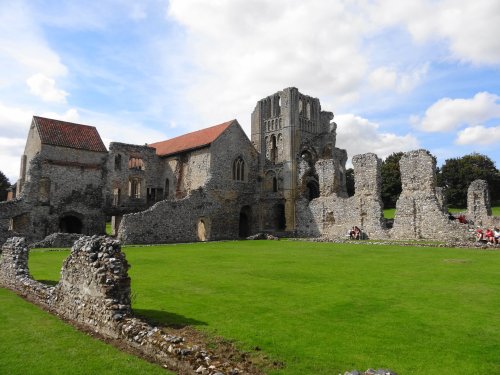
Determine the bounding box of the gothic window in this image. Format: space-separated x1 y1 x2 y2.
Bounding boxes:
306 102 311 119
232 157 245 181
112 188 121 206
129 178 141 198
128 157 145 170
270 135 277 164
114 154 122 170
299 99 303 114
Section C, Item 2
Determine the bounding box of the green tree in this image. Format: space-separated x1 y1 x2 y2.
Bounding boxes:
437 153 500 207
0 170 10 201
381 152 403 208
345 168 354 197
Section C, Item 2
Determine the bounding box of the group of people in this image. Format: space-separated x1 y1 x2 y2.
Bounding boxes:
348 226 362 240
476 226 500 244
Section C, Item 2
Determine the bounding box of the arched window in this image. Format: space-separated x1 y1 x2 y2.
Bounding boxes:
270 135 277 164
306 102 311 119
129 178 141 198
114 154 122 171
232 157 245 181
128 157 145 170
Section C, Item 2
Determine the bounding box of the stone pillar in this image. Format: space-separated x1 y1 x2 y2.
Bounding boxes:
352 153 385 236
467 179 491 226
392 150 452 239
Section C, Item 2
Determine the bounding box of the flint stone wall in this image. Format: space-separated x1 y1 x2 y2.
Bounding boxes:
0 236 260 374
391 150 468 240
467 179 492 226
296 153 388 239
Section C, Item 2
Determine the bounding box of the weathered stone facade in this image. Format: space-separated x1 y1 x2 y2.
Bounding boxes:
1 87 496 245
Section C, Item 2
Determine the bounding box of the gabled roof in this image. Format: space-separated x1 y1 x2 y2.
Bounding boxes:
149 120 235 157
33 116 107 153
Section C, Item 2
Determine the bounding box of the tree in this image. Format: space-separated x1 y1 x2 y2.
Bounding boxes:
0 170 10 201
437 153 500 207
381 152 403 208
345 168 354 197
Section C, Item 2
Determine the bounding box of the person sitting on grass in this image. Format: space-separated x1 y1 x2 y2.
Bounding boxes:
476 227 484 242
354 226 361 240
494 228 500 245
485 228 495 244
348 227 356 239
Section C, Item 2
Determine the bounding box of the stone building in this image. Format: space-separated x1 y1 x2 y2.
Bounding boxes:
0 87 493 245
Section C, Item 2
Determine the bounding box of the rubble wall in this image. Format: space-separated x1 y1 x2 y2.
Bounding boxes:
467 179 493 226
296 153 387 239
0 236 259 374
391 150 468 240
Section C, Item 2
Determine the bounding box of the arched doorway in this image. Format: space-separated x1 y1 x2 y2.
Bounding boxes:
307 180 320 201
273 203 286 230
59 215 83 234
197 219 207 241
239 206 252 238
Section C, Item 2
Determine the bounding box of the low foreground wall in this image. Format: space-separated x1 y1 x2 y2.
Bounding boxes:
0 236 262 375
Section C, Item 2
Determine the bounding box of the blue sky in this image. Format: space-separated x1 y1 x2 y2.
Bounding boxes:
1 0 499 182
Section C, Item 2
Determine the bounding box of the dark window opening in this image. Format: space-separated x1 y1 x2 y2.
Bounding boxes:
273 203 286 230
270 135 277 164
232 157 245 181
59 215 83 234
307 180 320 201
239 205 252 238
114 154 122 171
273 177 278 192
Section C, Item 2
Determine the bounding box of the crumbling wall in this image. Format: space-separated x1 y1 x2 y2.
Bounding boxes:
53 236 132 338
0 236 260 374
118 189 220 244
467 179 492 226
391 150 467 240
296 152 387 239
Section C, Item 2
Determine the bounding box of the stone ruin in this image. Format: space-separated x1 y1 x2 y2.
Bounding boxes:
0 87 497 246
0 236 265 375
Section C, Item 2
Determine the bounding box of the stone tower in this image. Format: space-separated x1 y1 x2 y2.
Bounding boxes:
251 87 342 232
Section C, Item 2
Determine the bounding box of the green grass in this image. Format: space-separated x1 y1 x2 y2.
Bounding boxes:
383 208 396 219
106 221 113 235
27 241 500 374
0 287 170 375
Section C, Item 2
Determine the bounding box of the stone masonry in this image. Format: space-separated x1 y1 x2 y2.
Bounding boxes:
1 87 496 245
0 236 263 374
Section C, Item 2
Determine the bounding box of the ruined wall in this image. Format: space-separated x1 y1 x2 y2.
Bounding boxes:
106 142 162 213
0 236 263 374
0 199 31 245
391 150 468 240
296 152 387 239
467 179 492 226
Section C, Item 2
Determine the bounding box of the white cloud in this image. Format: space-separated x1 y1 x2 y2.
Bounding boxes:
0 1 67 86
455 125 500 145
167 0 371 132
0 137 25 182
40 108 80 123
27 73 68 103
369 64 428 93
335 114 420 162
369 0 500 65
418 92 500 132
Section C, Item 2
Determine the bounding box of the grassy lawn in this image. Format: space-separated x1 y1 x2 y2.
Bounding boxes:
27 241 500 374
0 287 170 375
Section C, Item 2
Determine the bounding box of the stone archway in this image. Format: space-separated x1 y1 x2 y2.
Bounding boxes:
307 180 320 201
197 219 208 242
273 203 286 230
239 206 252 238
59 215 83 234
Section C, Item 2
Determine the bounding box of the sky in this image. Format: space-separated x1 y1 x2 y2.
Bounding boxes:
1 0 499 183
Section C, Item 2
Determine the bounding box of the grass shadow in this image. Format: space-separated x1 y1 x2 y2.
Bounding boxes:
133 308 208 328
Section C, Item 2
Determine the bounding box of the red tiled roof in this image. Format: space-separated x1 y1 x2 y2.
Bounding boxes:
149 120 235 157
33 116 107 153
